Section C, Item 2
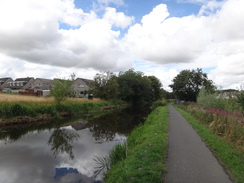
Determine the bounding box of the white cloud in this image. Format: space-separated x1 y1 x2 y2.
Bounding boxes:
103 7 134 29
0 0 243 90
123 0 244 89
123 5 212 65
0 0 133 74
141 4 169 26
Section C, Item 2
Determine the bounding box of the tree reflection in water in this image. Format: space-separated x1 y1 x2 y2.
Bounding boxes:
48 128 80 159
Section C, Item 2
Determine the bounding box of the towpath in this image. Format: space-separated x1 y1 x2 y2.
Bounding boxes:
166 104 232 183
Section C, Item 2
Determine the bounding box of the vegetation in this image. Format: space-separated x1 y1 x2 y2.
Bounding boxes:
150 100 167 111
92 69 164 107
104 106 169 183
197 88 240 112
117 69 154 106
91 71 119 100
50 78 75 105
175 106 244 183
0 93 126 126
237 88 244 113
170 68 215 102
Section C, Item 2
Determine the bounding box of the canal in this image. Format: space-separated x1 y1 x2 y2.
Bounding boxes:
0 107 149 183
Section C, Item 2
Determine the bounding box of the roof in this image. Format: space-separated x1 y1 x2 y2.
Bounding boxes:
0 77 12 82
15 77 34 82
75 78 93 85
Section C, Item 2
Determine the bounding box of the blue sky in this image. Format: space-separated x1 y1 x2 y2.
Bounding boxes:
0 0 243 90
74 0 201 19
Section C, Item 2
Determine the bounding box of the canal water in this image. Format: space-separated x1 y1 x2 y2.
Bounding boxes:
0 107 148 183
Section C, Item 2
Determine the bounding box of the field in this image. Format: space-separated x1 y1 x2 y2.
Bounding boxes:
0 93 101 104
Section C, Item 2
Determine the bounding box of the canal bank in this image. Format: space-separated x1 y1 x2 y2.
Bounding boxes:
104 106 169 183
0 106 149 183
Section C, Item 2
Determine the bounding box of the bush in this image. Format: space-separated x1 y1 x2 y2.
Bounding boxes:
151 100 166 110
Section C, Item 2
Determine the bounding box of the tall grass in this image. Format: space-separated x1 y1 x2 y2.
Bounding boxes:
0 93 126 121
0 93 101 104
180 103 244 153
197 88 241 112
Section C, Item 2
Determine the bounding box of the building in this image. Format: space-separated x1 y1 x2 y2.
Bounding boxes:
0 77 13 91
8 77 34 90
72 78 93 97
30 78 53 90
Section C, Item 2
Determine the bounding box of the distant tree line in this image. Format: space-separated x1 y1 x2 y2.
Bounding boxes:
90 69 165 107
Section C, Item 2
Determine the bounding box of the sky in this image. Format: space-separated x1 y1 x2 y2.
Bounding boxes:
0 0 244 91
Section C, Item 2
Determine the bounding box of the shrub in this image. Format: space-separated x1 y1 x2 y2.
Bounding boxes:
151 100 166 110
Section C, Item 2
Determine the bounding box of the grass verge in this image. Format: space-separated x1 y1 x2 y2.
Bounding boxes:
104 106 169 183
0 99 127 126
175 106 244 183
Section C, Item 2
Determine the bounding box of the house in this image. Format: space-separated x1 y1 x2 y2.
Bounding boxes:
30 78 53 90
72 78 93 97
0 77 13 91
8 77 35 92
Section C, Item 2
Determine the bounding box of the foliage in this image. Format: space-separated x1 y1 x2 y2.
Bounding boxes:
176 106 244 183
0 100 126 123
151 100 166 111
147 76 162 101
170 68 215 102
0 103 37 117
105 106 169 183
91 71 119 100
117 69 154 106
160 88 174 99
237 88 244 112
50 78 75 105
197 88 240 112
109 143 127 167
179 103 244 153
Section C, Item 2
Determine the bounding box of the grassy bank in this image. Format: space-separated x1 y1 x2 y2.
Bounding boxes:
0 93 126 126
104 106 169 183
175 106 244 183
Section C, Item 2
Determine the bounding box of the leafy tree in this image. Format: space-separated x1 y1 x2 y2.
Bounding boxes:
170 68 215 102
160 88 174 99
117 69 153 106
91 71 119 100
50 78 75 105
147 76 162 101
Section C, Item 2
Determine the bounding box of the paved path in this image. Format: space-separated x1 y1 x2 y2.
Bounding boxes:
166 104 232 183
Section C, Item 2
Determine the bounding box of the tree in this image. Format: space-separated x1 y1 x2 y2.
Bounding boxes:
50 77 75 105
117 69 153 106
91 71 119 100
147 76 162 101
169 68 215 102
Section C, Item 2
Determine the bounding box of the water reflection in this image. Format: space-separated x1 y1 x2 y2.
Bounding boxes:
48 128 80 159
0 107 149 183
